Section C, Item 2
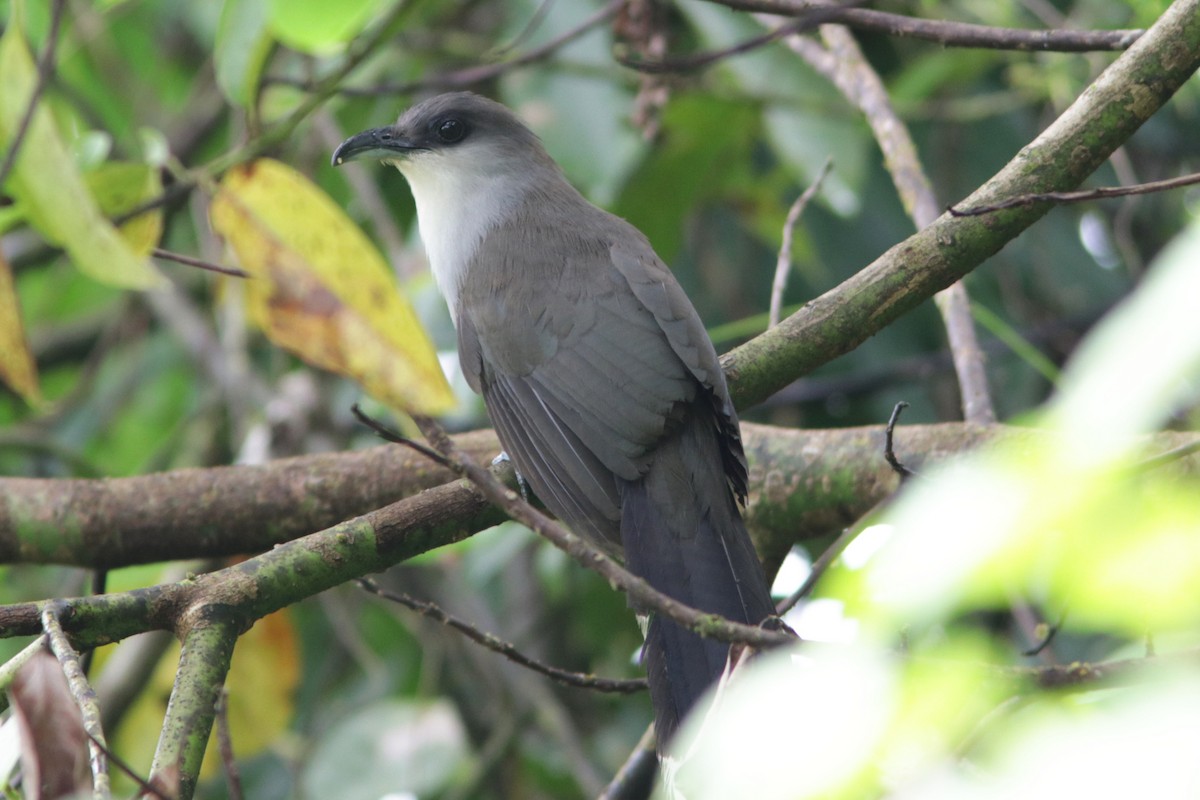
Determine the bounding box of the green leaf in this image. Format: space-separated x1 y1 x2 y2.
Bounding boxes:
1046 218 1200 462
216 0 274 107
612 95 758 262
267 0 384 54
677 1 868 215
764 106 866 216
0 25 163 288
842 219 1200 637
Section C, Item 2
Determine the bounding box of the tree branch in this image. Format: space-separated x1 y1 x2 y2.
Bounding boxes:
148 618 238 799
42 606 110 797
0 473 510 640
4 424 1199 575
358 578 647 693
703 0 1143 51
949 170 1200 215
776 20 996 422
722 0 1200 409
265 0 623 97
0 431 499 568
412 417 794 649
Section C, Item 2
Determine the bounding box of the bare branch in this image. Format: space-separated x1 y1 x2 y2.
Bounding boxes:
42 606 110 797
412 416 795 649
705 0 1142 51
884 401 916 478
770 158 832 328
85 731 175 800
267 0 623 97
1009 649 1200 690
214 690 244 800
152 248 249 279
359 579 648 693
949 171 1200 216
774 520 865 615
723 0 1200 410
596 726 658 800
782 21 996 422
618 17 804 73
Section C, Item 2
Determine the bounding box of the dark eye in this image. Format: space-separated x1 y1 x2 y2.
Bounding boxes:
435 117 467 144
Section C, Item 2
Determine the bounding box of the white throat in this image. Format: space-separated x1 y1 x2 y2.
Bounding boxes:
392 152 519 322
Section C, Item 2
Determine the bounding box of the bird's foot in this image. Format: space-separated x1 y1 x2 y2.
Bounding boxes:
492 451 530 502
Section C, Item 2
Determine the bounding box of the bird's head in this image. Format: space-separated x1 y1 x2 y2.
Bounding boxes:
331 92 553 184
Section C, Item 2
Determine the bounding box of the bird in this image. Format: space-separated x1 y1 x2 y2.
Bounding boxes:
333 92 775 747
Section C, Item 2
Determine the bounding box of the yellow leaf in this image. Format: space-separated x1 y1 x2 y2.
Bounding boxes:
85 162 164 258
0 250 40 405
210 158 454 415
0 25 162 288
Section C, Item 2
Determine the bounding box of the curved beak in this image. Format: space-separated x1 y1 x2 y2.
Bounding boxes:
331 126 422 167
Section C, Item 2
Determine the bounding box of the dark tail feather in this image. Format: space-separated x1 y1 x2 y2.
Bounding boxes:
619 410 775 748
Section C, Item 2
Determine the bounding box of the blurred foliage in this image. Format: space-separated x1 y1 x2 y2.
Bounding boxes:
0 0 1197 797
673 218 1200 798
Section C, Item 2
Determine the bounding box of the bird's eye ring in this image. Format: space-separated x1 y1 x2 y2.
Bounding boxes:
435 118 467 144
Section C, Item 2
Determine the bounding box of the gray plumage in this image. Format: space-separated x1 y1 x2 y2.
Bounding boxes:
333 92 775 745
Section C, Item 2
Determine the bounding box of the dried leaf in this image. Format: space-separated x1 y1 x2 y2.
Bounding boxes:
210 158 454 414
10 651 90 800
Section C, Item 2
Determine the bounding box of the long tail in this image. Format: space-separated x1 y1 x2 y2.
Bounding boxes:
619 405 775 747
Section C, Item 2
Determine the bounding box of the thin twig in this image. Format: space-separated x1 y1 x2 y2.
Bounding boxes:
769 158 833 328
949 171 1200 216
0 0 67 188
41 605 111 799
151 248 248 279
85 731 174 800
774 522 863 615
0 636 51 694
596 725 658 800
81 569 108 677
412 416 794 649
618 17 806 73
490 0 558 57
359 579 648 693
111 181 195 227
787 21 996 423
884 402 915 478
1021 606 1068 658
704 0 1142 52
117 0 425 227
214 690 244 800
267 0 623 97
618 3 868 74
1005 645 1193 690
349 403 452 468
1138 439 1200 471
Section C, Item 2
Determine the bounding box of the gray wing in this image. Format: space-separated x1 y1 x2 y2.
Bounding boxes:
455 213 732 547
608 236 749 500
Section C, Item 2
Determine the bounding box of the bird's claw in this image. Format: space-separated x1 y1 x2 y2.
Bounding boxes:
492 451 531 502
